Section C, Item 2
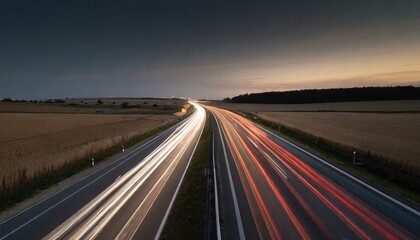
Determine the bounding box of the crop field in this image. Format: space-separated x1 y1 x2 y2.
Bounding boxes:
257 112 420 171
213 100 420 112
213 100 420 174
0 113 175 191
0 98 187 114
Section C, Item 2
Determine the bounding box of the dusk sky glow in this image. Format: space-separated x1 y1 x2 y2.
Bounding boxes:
1 0 420 99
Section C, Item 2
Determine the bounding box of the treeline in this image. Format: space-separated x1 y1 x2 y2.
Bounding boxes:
225 86 420 104
1 98 66 103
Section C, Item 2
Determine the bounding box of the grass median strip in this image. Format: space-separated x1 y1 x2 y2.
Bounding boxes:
160 113 213 240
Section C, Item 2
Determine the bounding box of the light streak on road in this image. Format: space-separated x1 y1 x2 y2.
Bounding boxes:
44 102 206 240
206 105 416 239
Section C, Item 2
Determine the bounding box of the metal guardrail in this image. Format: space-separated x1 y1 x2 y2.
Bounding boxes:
351 151 420 186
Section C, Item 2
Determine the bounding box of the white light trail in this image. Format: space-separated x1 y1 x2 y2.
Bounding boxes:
44 102 206 240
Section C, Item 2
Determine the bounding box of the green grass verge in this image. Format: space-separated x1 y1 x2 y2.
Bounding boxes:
160 113 212 240
240 112 420 204
0 118 183 213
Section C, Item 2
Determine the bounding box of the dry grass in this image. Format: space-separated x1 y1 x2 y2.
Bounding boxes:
257 112 420 172
0 113 175 191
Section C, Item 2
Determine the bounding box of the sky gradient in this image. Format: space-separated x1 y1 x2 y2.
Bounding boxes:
1 0 420 99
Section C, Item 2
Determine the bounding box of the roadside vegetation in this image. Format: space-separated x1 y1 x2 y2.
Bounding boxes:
161 112 215 240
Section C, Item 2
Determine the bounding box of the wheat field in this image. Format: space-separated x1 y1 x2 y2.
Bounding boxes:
214 100 420 173
0 113 175 191
257 112 420 172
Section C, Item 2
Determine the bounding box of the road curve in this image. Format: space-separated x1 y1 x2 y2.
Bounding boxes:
0 102 206 240
205 105 419 240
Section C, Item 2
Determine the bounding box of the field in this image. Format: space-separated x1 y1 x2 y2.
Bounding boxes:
212 100 420 112
0 105 179 191
0 98 187 115
212 100 420 174
258 112 420 170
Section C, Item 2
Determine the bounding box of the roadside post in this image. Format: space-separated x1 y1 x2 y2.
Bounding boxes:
353 151 356 165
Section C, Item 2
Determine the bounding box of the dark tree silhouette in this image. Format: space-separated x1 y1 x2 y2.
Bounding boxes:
227 86 420 104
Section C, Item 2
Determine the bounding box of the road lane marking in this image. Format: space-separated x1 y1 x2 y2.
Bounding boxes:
114 139 191 239
213 114 246 240
257 125 420 216
247 137 288 179
213 131 222 240
262 152 288 180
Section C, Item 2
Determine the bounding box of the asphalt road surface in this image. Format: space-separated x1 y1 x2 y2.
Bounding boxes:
0 102 206 240
205 105 419 240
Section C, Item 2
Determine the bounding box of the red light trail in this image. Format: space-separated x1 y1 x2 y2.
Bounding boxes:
206 105 412 239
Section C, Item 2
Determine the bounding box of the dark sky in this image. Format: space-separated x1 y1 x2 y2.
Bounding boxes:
1 0 420 99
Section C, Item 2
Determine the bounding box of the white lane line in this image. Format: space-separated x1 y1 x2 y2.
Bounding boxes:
247 137 287 179
263 153 288 180
118 137 193 240
0 122 180 239
257 125 420 216
154 103 206 240
213 131 222 240
213 114 246 240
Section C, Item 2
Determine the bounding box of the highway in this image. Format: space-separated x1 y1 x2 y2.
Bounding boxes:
205 105 420 240
0 102 206 240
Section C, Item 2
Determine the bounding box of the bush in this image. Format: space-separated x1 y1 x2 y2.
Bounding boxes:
121 102 129 108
